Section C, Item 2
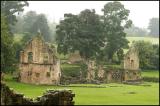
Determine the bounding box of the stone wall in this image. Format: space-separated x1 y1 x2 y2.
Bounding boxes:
20 61 61 85
20 35 54 64
106 70 124 83
124 47 139 70
19 34 61 85
1 82 75 105
68 52 82 64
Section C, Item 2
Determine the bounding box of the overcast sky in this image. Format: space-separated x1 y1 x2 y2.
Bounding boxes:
23 1 159 28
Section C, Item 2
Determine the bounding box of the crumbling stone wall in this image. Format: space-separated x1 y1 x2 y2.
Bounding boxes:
123 70 141 81
19 34 61 85
86 60 96 82
124 47 139 70
106 70 124 83
97 65 105 79
1 82 75 105
68 51 82 64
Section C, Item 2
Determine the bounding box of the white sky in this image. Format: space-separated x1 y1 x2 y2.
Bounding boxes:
23 1 159 28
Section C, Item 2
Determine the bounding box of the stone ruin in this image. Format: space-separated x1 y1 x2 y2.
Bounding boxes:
67 51 82 64
123 46 141 82
19 33 61 85
86 60 96 82
105 46 142 83
1 82 75 105
83 46 142 83
123 46 139 70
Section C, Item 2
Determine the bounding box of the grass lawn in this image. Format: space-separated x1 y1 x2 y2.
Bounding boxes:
4 72 159 105
141 70 159 78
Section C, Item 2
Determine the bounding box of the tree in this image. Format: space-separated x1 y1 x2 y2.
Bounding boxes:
132 41 159 70
10 14 25 34
1 1 29 72
116 48 124 64
23 11 38 33
56 9 104 60
29 14 51 42
1 15 16 72
1 1 29 25
148 18 159 37
56 9 105 81
102 1 132 62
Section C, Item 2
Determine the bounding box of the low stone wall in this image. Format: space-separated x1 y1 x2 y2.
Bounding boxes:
1 82 75 105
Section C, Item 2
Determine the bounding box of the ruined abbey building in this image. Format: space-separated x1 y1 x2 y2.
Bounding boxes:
85 46 142 83
104 46 141 83
19 33 61 85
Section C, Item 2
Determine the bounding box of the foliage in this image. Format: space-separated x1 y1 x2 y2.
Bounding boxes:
132 41 159 69
148 18 159 37
56 9 104 61
61 63 87 78
1 1 29 25
102 1 131 61
14 11 51 42
1 15 17 72
116 49 124 64
23 11 38 33
1 1 28 72
10 15 25 34
30 14 51 42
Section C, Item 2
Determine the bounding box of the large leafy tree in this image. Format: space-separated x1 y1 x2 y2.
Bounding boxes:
56 9 105 80
102 1 132 62
56 9 104 61
148 18 159 37
1 15 16 72
1 1 28 72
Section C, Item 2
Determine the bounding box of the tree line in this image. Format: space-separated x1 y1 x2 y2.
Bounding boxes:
124 17 159 37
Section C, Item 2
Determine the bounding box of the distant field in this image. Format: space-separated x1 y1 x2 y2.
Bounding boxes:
126 37 159 46
14 34 159 45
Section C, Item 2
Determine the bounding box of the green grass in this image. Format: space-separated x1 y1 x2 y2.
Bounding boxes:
3 71 159 105
141 70 159 78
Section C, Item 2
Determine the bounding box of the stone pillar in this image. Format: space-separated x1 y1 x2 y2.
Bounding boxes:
86 60 95 82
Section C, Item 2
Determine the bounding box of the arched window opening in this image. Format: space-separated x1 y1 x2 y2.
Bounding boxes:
28 52 33 63
131 60 134 67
